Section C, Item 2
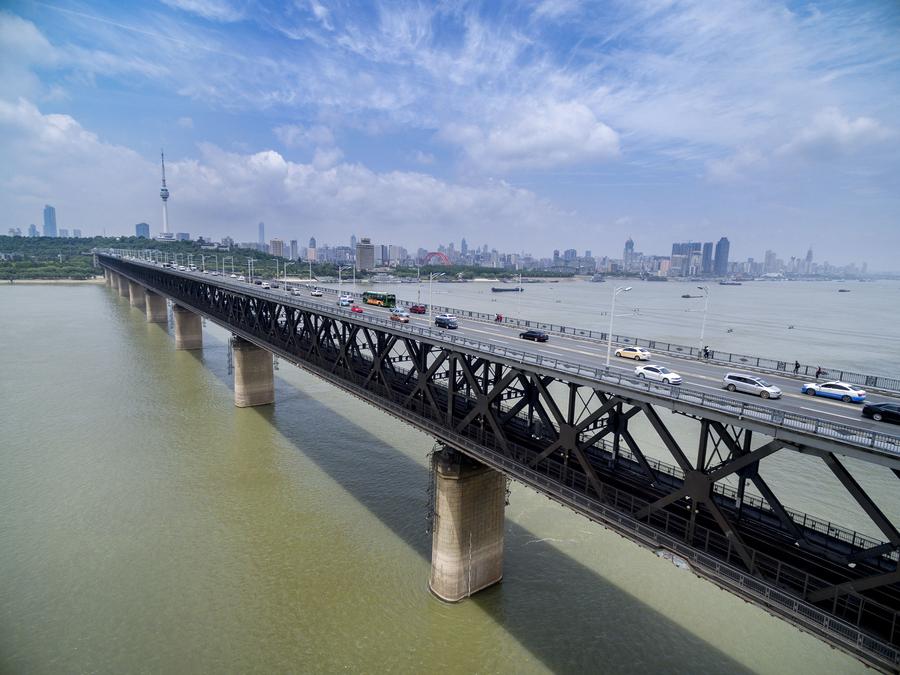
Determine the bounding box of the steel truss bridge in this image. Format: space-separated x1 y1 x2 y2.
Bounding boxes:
100 254 900 671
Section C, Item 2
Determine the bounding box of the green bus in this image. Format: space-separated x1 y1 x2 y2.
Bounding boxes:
362 291 397 308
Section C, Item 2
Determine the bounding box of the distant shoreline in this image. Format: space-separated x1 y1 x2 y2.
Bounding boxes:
4 278 104 285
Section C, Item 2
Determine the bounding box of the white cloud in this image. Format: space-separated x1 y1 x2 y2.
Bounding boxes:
445 100 619 170
706 148 764 182
412 150 435 165
178 116 194 128
312 146 343 169
159 0 245 23
0 98 154 231
309 0 334 31
273 123 334 148
0 99 572 247
777 108 892 161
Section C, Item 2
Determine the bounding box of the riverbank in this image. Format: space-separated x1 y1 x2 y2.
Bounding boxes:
5 277 104 285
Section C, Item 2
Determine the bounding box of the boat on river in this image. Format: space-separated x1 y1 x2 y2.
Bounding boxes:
491 286 523 292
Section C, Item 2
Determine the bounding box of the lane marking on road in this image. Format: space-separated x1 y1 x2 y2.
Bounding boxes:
800 406 862 422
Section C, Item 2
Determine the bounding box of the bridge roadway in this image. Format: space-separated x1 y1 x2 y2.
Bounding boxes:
99 254 900 670
167 266 900 455
313 286 900 434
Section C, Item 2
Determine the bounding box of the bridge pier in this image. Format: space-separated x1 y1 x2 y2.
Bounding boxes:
232 337 274 407
116 274 129 298
429 447 505 602
128 280 146 309
104 269 112 287
145 291 167 323
172 304 202 350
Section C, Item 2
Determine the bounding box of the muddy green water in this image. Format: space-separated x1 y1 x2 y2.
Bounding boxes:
1 281 890 673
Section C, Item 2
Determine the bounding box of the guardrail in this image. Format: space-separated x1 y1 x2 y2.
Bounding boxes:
297 279 900 394
100 254 900 457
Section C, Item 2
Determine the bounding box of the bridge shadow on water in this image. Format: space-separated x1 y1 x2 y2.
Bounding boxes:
133 310 754 673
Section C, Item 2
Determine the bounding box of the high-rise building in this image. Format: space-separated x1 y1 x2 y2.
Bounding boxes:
670 242 701 276
270 238 284 257
701 242 714 274
58 228 69 238
290 239 298 260
176 232 190 241
28 224 38 237
135 222 150 238
308 236 317 261
379 244 389 265
72 229 82 238
258 222 265 247
714 237 730 275
350 234 357 250
356 237 375 271
623 238 634 269
461 238 468 257
43 205 57 237
764 249 778 273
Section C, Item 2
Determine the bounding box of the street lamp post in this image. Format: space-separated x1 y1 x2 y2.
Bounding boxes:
284 261 293 284
697 285 710 358
516 271 523 317
605 286 632 367
338 265 353 293
428 272 445 318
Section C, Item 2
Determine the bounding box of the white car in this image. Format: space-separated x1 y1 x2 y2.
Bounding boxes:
237 275 245 281
230 273 237 278
615 346 652 361
311 289 323 297
635 364 683 385
801 381 866 403
261 282 271 289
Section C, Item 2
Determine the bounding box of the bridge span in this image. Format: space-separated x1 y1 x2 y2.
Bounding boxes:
98 253 900 671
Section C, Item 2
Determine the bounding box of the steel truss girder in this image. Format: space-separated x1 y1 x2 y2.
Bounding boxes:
102 259 900 658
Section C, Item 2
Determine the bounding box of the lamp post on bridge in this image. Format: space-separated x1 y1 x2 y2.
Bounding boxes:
283 261 294 284
697 285 710 359
428 272 445 319
338 265 353 293
605 286 632 367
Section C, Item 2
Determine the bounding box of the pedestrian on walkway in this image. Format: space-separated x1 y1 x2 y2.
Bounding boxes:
815 365 823 379
793 360 800 375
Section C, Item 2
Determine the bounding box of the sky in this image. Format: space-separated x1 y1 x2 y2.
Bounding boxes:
1 0 899 268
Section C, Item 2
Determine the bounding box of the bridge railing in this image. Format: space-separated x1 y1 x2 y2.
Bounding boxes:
100 256 900 456
297 279 900 393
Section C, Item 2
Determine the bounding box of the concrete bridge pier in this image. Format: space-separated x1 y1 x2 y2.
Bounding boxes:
104 269 112 287
173 304 202 350
128 280 146 309
116 274 129 298
429 447 506 602
232 337 274 407
145 291 167 323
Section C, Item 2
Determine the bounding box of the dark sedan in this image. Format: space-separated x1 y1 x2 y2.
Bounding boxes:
519 330 549 342
861 402 900 424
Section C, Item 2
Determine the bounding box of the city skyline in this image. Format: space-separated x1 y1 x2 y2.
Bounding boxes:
1 2 899 268
6 201 873 276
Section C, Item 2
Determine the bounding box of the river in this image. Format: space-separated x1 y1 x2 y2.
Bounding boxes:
1 279 895 673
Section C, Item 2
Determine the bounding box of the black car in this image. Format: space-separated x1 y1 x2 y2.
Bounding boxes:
519 330 549 342
861 402 900 424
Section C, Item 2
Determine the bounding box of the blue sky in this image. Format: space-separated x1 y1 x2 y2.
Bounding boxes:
1 0 899 268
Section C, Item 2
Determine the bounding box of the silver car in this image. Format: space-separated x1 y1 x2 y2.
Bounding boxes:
722 373 781 399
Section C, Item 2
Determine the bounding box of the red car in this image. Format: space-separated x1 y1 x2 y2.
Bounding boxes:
409 304 427 314
350 305 364 314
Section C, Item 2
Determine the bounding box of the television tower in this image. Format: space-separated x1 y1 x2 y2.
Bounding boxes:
160 150 170 234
